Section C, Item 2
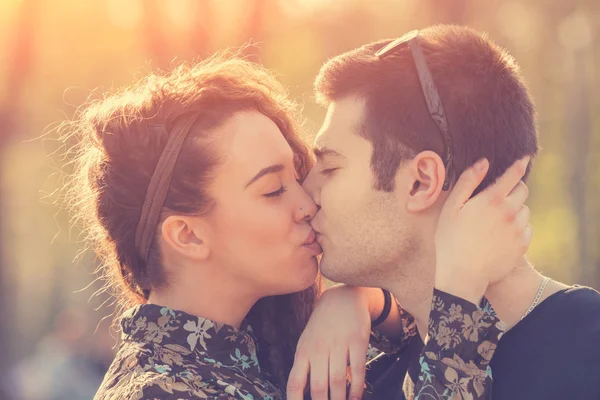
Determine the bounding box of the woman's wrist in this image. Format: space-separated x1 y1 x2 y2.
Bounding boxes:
434 267 486 305
357 286 387 322
372 289 391 327
324 285 382 321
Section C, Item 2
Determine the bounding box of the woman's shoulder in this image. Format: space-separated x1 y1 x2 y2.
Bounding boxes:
542 284 600 316
94 341 210 399
94 339 283 400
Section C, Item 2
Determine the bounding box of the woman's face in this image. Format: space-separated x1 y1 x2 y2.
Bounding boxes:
201 110 320 297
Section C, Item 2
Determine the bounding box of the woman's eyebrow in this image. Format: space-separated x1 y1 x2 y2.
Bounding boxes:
245 164 285 188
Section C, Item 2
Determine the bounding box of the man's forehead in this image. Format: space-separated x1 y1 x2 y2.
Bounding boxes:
314 95 366 148
313 128 331 149
313 126 344 156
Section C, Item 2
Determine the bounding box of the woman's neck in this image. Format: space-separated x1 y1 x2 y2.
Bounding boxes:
484 258 565 330
147 265 258 329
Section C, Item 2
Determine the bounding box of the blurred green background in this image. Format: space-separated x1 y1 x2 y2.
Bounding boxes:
0 0 598 398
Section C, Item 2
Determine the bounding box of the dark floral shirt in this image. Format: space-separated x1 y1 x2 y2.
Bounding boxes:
369 290 505 399
95 290 503 400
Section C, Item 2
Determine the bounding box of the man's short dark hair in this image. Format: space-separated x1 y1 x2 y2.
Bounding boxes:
315 25 538 193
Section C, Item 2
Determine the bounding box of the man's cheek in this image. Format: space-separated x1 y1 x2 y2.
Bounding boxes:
330 192 354 224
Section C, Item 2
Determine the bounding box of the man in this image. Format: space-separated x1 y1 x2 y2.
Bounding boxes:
298 25 600 399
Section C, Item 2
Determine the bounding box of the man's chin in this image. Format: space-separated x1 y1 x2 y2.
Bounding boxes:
318 255 347 283
320 254 376 286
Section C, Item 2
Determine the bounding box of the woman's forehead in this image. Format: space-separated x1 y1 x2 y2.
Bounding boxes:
210 110 294 181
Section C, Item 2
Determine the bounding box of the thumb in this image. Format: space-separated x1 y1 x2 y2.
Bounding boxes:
445 158 489 210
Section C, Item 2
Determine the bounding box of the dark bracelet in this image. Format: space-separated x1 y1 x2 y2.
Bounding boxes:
372 289 392 327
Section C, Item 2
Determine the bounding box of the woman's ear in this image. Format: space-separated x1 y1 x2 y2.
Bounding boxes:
404 151 446 213
161 215 210 261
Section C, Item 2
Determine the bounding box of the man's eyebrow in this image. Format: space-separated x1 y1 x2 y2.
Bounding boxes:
313 146 345 160
245 164 284 188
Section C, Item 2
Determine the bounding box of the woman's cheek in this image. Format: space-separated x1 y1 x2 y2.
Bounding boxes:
246 203 293 242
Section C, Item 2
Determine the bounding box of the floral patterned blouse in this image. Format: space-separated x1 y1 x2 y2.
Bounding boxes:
369 291 505 399
94 290 504 400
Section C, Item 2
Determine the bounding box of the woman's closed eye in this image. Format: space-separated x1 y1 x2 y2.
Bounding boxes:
320 167 339 176
264 186 287 198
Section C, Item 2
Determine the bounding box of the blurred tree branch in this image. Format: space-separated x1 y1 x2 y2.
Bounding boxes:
189 0 215 59
565 46 596 287
141 0 269 68
141 0 171 70
0 0 37 373
550 3 598 287
240 0 268 61
427 0 468 24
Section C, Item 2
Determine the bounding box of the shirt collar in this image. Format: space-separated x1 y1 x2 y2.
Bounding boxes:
120 304 262 377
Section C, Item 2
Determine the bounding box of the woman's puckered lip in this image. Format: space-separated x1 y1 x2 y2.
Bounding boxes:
303 230 317 245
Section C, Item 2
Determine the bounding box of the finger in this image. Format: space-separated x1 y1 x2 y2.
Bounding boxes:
516 207 533 255
287 348 309 400
310 352 330 400
499 181 529 221
348 339 368 400
524 223 534 247
507 181 529 209
444 158 489 210
515 205 531 231
328 346 348 400
488 156 530 197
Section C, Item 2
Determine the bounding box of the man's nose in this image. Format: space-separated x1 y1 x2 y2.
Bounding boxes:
302 168 321 207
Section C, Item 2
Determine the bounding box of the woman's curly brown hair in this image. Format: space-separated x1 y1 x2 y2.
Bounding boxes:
61 53 321 390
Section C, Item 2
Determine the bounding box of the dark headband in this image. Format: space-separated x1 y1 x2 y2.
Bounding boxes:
135 112 200 263
376 30 454 190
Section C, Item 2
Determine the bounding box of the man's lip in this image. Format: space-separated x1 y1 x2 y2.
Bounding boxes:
303 230 317 245
309 224 320 235
314 231 324 245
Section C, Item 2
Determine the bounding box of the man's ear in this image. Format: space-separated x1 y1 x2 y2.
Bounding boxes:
161 215 211 261
402 151 447 213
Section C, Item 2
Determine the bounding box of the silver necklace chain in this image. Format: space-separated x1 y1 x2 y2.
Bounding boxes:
522 277 551 320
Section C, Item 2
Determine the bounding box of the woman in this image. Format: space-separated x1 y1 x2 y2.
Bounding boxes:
63 54 521 400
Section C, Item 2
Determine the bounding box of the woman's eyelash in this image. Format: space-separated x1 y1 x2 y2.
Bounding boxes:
264 186 287 198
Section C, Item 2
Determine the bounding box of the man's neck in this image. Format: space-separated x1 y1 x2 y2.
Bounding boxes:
484 258 550 330
387 256 554 337
387 253 435 340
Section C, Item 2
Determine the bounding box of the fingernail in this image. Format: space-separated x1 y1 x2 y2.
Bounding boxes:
521 156 531 167
476 158 488 171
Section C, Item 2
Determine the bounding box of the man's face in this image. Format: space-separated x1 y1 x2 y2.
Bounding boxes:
303 96 420 287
